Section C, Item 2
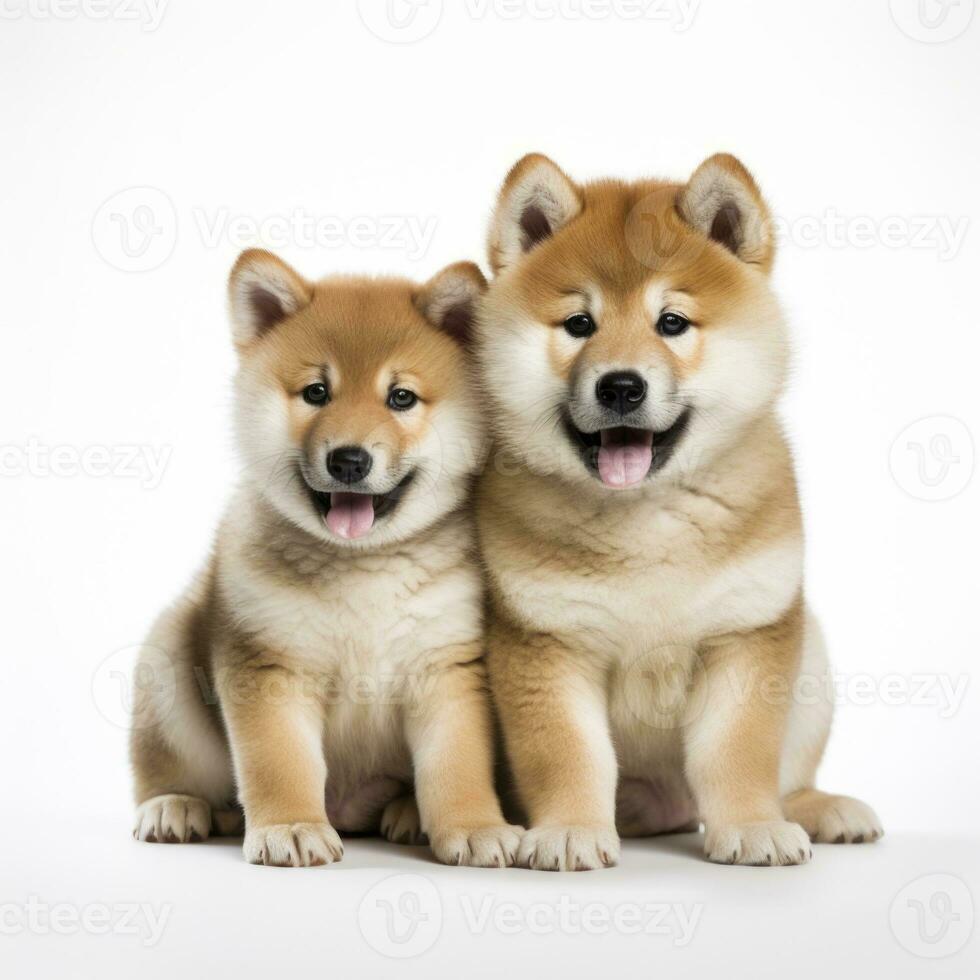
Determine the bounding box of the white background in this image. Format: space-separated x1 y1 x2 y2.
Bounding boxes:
1 0 978 976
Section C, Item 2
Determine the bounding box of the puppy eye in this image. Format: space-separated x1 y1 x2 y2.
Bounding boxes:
387 388 418 411
563 313 597 339
302 382 329 405
656 312 691 337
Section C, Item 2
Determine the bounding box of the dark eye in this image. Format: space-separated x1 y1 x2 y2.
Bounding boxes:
563 313 597 339
302 382 329 405
656 312 691 337
388 388 418 411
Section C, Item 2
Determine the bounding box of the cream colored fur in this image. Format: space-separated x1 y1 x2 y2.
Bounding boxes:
475 154 882 870
130 252 519 868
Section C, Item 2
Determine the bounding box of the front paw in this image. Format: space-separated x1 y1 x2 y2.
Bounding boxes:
803 794 883 844
705 820 811 866
381 796 427 846
518 825 620 871
244 822 343 867
430 824 523 868
134 794 211 843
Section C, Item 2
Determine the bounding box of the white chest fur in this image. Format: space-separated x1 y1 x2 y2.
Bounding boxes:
223 526 482 679
493 486 802 660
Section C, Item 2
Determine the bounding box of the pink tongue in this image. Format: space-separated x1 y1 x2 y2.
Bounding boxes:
326 492 375 539
597 431 654 488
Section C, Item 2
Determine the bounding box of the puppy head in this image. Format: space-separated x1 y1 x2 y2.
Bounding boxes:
478 153 787 492
229 250 486 547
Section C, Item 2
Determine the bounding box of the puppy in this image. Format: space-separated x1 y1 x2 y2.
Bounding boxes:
475 154 882 870
131 249 521 868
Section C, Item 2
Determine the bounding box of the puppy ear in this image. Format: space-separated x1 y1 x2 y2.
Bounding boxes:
415 261 487 346
676 154 775 271
488 153 583 273
228 249 313 349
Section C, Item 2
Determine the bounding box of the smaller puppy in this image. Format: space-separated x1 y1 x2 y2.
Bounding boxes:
131 249 520 868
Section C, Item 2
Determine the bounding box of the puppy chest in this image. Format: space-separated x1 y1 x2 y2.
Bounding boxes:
501 535 800 648
241 560 482 668
503 559 704 648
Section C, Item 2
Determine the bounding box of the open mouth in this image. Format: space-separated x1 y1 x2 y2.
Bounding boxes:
562 410 690 488
305 471 416 540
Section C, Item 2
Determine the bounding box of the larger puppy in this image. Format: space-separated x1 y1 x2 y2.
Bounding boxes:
475 154 882 870
131 250 520 868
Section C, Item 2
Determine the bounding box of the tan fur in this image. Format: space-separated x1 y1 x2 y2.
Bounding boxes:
475 154 882 870
130 252 520 867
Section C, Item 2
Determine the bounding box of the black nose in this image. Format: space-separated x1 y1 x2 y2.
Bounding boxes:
596 371 647 415
326 446 373 484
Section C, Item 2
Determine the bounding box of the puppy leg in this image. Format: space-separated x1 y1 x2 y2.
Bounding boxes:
132 717 219 843
489 622 620 871
407 657 522 867
685 601 812 866
778 613 883 845
220 663 342 867
131 597 235 843
132 718 230 844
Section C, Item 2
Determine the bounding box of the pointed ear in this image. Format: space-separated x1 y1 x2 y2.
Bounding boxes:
676 154 775 271
414 261 487 346
227 249 313 349
488 153 583 273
